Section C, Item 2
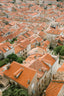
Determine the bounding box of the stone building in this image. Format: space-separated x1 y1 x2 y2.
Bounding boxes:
14 39 31 58
1 53 60 96
52 63 64 81
43 81 64 96
23 0 57 5
4 61 37 96
46 28 63 48
0 42 15 59
43 63 64 96
24 53 60 95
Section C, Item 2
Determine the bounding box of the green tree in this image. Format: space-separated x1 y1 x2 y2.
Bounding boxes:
17 57 23 63
5 58 9 64
3 85 29 96
60 46 64 56
7 53 25 63
7 53 18 62
54 46 62 54
38 42 41 46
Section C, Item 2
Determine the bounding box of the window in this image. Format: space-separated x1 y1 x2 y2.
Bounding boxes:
32 90 35 94
31 83 34 89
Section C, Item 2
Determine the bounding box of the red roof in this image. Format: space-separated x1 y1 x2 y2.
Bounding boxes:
57 63 64 72
4 61 36 88
46 82 63 96
41 54 56 66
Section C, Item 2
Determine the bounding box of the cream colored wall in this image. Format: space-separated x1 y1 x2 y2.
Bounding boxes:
28 73 38 96
58 84 64 96
38 69 51 95
4 48 15 58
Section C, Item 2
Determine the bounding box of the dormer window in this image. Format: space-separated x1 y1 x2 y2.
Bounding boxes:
7 65 10 70
6 48 9 51
10 46 13 49
27 80 30 84
14 68 24 79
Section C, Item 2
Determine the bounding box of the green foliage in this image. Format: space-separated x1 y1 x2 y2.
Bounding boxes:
12 0 16 3
7 53 25 63
48 4 52 5
44 6 47 10
10 37 17 44
58 39 62 43
7 53 18 62
0 53 25 67
54 46 62 54
38 42 41 46
0 60 6 67
3 84 29 96
41 30 43 31
0 58 9 67
54 46 64 56
57 4 62 7
17 57 23 63
60 46 64 56
5 58 9 63
3 20 9 25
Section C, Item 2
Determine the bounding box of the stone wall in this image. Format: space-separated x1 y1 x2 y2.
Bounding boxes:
51 58 61 75
28 73 38 96
38 69 51 95
4 48 15 58
58 84 64 96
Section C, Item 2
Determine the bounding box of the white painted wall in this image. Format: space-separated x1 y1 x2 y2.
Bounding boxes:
4 48 15 58
51 58 61 75
27 44 31 52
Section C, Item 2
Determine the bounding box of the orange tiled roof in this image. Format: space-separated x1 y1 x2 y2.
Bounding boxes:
4 61 36 88
39 31 46 38
57 63 64 72
25 53 42 62
14 39 30 54
47 28 62 35
0 42 14 53
56 36 64 42
41 54 56 66
46 82 63 96
24 57 50 79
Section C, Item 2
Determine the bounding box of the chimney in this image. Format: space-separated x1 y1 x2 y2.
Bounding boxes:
27 80 30 84
43 90 46 96
7 65 10 70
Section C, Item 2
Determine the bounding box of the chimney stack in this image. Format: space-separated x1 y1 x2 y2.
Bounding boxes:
43 90 46 96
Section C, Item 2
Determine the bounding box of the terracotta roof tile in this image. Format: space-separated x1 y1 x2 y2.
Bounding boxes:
4 61 36 88
41 54 56 66
46 82 63 96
